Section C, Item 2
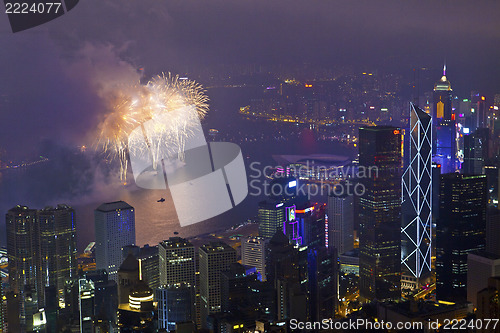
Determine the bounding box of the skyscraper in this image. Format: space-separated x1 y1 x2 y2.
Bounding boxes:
401 104 433 282
358 126 402 301
258 201 286 239
241 236 267 281
199 242 236 328
463 131 485 174
159 237 197 328
436 173 487 303
266 232 307 321
6 205 41 330
433 65 453 122
297 203 326 249
158 237 196 287
6 205 39 297
94 201 136 282
84 269 118 330
137 245 159 291
307 247 337 321
327 190 354 255
78 278 95 333
37 204 77 303
156 283 193 331
433 65 457 173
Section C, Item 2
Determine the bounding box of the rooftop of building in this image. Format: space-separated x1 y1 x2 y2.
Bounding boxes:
160 237 193 248
441 173 487 180
434 65 452 91
7 205 35 213
359 125 400 132
200 241 234 253
39 204 73 212
95 201 133 213
137 244 158 259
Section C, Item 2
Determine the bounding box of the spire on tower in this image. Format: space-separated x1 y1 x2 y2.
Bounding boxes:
443 62 446 76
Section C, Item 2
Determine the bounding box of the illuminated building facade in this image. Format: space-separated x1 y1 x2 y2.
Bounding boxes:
6 206 39 297
241 236 267 281
433 65 453 121
199 242 236 328
283 205 301 245
156 283 193 331
463 130 486 174
307 247 337 321
358 126 402 301
6 205 41 330
94 201 136 282
118 280 156 332
327 190 354 255
401 104 433 281
78 278 95 333
436 174 487 303
295 203 326 249
433 65 457 173
37 204 77 304
137 245 159 291
258 201 286 239
158 237 196 287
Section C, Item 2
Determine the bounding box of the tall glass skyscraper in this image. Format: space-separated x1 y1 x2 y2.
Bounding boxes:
327 190 354 255
6 206 39 297
158 237 196 287
258 201 286 239
156 283 193 331
38 204 77 303
358 126 402 302
94 201 136 282
401 104 433 282
199 242 236 328
436 173 487 303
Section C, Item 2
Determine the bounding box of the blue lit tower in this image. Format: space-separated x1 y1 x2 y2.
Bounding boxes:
94 201 136 282
433 65 457 173
401 104 433 283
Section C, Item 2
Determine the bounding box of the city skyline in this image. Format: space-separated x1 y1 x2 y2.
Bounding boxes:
1 1 500 332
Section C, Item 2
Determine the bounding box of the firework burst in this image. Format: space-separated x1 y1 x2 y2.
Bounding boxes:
96 73 209 180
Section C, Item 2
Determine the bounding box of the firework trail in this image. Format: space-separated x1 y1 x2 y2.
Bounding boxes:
97 73 209 180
